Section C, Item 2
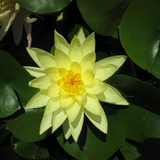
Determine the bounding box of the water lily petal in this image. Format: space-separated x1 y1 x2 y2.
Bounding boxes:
70 62 81 73
24 66 46 77
82 70 94 86
86 79 106 94
25 90 50 109
82 94 102 116
44 97 60 116
62 119 71 139
76 28 86 45
94 64 118 81
80 52 96 73
59 68 68 78
69 36 83 63
45 67 61 81
55 49 71 70
26 47 57 69
29 75 53 89
52 108 67 133
95 55 127 69
85 107 108 134
66 101 81 122
40 113 53 134
46 82 60 97
97 83 129 105
54 30 69 55
82 32 95 56
60 95 75 108
0 10 17 41
69 107 84 142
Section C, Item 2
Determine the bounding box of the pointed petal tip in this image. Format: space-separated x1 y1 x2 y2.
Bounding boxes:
115 100 129 106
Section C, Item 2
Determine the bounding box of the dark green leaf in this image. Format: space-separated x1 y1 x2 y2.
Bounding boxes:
0 80 20 118
57 107 126 160
120 0 160 79
7 108 51 142
76 0 133 36
11 136 50 159
0 50 37 102
107 74 160 145
15 0 70 13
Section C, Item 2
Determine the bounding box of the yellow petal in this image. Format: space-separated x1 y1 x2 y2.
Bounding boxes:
70 62 81 73
59 68 68 78
52 108 67 133
45 67 61 81
25 90 50 109
86 79 106 94
59 87 69 96
46 82 60 97
97 83 129 105
82 94 102 116
62 119 71 139
95 55 127 69
55 49 71 70
29 75 53 89
69 107 84 142
60 95 75 108
26 47 57 69
44 97 60 116
85 107 108 134
82 70 94 86
75 91 86 102
82 32 95 56
66 101 81 122
94 64 118 81
54 30 69 54
80 52 96 73
24 66 46 77
69 36 83 63
40 113 53 134
76 28 86 45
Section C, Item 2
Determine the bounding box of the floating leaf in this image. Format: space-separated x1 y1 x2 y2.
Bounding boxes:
7 108 51 142
57 107 126 160
120 0 160 79
76 0 133 36
15 0 70 13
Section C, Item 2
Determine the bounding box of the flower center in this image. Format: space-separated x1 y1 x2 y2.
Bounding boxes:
59 70 84 95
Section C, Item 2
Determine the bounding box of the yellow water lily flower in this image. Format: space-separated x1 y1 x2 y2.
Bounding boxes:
24 28 129 142
0 0 36 46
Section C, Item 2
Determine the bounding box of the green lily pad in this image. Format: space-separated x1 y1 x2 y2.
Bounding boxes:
7 108 51 142
76 0 133 36
0 50 37 118
11 136 50 159
107 74 160 145
0 80 20 118
57 107 126 160
15 0 70 13
120 0 160 79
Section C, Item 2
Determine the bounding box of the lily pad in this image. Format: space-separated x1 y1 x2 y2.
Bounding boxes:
57 107 126 160
120 0 160 79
